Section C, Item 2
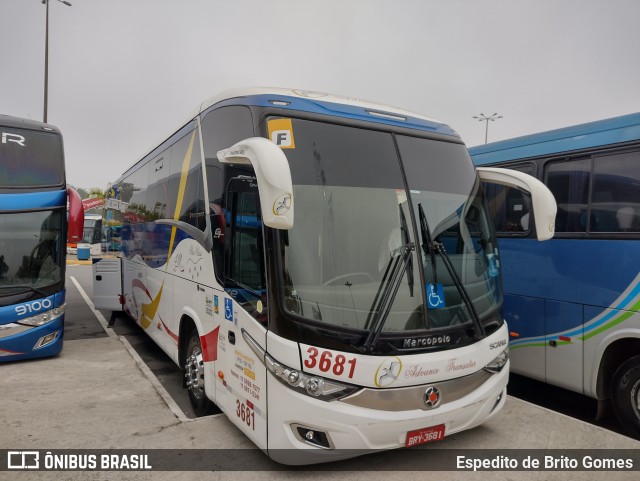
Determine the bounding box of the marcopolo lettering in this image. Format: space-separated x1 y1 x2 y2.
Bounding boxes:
403 335 451 348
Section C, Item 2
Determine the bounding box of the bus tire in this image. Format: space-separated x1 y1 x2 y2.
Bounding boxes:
611 355 640 439
184 328 214 417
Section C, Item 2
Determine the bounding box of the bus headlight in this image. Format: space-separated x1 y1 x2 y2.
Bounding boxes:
16 305 65 327
483 348 509 374
240 327 360 401
265 354 359 401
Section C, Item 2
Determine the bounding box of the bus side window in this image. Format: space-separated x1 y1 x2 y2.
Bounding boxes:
591 150 640 233
545 158 589 233
200 106 255 283
225 179 267 324
483 182 532 234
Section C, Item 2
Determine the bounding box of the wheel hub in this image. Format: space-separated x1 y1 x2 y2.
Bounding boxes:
185 347 205 399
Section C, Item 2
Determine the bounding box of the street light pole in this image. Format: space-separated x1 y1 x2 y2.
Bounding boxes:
473 112 503 144
42 0 72 124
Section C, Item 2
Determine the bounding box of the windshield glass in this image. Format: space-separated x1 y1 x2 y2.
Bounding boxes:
276 118 501 339
0 210 64 299
396 136 502 330
0 128 64 188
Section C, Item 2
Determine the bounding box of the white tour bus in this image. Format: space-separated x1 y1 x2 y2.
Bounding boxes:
93 88 556 464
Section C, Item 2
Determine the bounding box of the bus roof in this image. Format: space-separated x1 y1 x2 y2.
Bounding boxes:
197 87 458 137
469 112 640 165
0 114 61 134
124 87 462 180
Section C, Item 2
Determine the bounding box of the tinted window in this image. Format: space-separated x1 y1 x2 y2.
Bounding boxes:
279 119 402 188
201 106 255 203
146 150 171 220
0 128 64 187
226 179 266 323
545 158 590 233
0 209 64 293
483 164 534 234
397 136 476 195
170 130 205 231
201 106 255 277
591 150 640 232
126 166 149 224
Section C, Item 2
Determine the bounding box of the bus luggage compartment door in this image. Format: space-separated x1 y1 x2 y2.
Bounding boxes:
92 257 124 312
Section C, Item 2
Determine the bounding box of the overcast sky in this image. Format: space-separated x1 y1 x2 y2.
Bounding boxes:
2 0 639 190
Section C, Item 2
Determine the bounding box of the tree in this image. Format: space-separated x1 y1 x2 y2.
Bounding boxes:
88 187 105 198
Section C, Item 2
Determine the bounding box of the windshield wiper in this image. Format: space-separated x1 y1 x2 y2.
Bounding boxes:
418 203 486 339
361 242 415 352
0 285 48 298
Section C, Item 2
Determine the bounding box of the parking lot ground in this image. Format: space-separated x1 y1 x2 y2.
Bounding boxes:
1 266 639 480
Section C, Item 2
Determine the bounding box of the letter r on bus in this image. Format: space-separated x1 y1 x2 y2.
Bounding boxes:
2 132 26 146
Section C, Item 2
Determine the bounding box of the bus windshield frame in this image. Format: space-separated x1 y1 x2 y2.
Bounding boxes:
0 208 65 303
267 115 502 354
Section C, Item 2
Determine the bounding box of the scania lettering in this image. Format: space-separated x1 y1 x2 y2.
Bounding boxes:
470 112 640 438
94 88 556 464
0 115 83 361
490 339 507 350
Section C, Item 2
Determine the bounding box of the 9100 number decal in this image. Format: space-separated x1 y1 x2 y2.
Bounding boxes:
303 347 357 379
236 399 255 431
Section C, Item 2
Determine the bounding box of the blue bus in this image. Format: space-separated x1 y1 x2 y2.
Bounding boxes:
0 115 84 361
469 112 640 438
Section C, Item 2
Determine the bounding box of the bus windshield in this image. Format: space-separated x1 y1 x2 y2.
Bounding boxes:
276 118 501 343
0 209 64 299
0 128 64 188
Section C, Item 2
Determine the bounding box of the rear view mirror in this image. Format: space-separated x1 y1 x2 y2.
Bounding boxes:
218 137 294 230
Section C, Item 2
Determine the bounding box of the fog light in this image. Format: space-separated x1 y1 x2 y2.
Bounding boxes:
292 424 333 449
33 331 59 350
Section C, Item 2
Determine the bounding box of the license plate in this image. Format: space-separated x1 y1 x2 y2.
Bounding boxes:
405 424 446 447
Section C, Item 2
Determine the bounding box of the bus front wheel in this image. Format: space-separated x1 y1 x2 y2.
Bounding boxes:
611 355 640 439
184 328 215 417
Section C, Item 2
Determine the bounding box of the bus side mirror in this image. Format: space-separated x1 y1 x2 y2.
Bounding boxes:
477 167 557 241
218 137 294 230
67 187 85 242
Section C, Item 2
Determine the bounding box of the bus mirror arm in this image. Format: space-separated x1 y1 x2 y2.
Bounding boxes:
155 219 213 253
476 167 557 241
217 137 294 230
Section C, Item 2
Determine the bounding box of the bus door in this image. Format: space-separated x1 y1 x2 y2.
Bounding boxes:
216 176 268 449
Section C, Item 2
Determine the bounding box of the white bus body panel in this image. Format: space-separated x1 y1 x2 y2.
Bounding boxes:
214 296 269 450
92 257 123 312
263 325 509 463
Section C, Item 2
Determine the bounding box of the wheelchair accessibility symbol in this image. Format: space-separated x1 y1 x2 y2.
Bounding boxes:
427 283 445 309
